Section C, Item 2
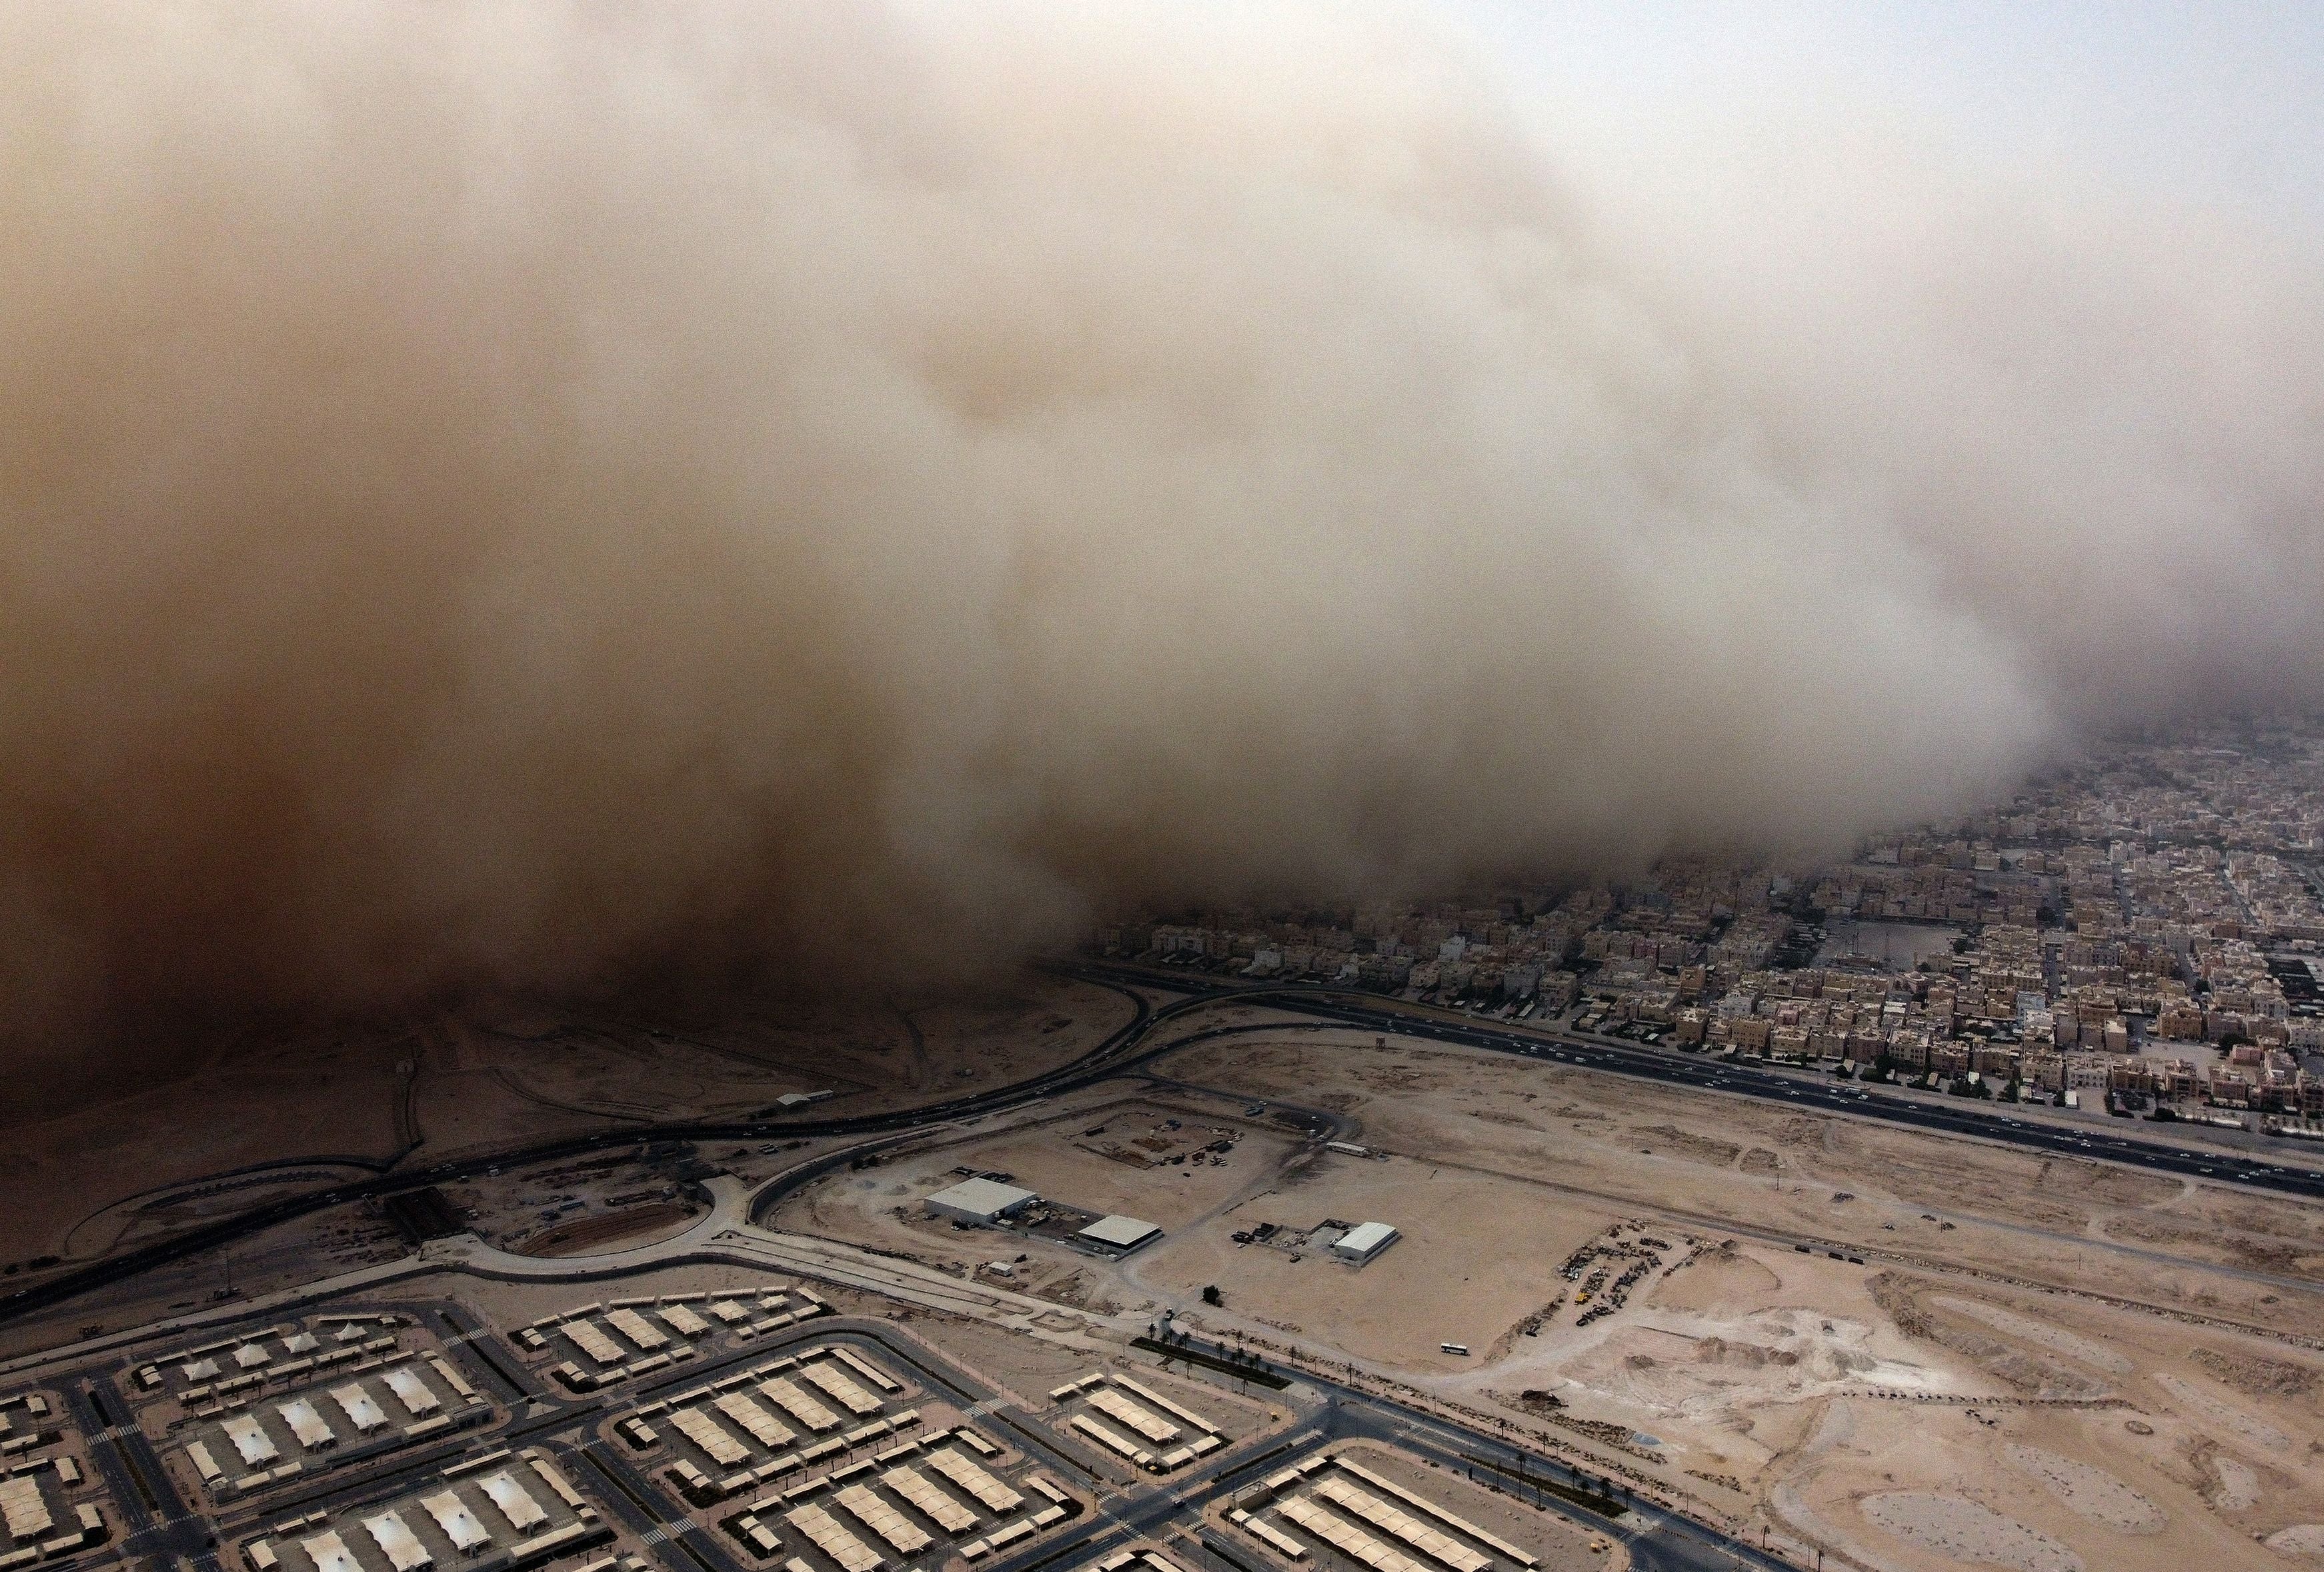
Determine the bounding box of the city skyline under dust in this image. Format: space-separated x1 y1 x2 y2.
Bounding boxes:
3 1 2322 1083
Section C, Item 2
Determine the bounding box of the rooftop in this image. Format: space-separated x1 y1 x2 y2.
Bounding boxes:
1078 1215 1161 1250
925 1176 1038 1217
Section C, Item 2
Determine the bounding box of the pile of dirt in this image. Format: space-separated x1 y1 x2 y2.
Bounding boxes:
1871 1273 2105 1398
2189 1345 2318 1398
1628 1124 1743 1166
1869 1271 1937 1339
515 1201 696 1257
1696 1336 1799 1369
2105 1215 2312 1275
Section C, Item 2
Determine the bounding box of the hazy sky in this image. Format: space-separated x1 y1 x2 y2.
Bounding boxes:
1462 2 2324 231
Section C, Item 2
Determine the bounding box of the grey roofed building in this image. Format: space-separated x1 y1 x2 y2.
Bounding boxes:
923 1176 1038 1225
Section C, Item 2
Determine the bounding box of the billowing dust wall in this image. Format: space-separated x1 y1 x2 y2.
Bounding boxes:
2 3 2320 1078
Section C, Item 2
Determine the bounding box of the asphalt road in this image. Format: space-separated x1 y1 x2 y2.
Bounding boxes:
27 1254 1794 1571
17 955 2319 1336
71 1371 224 1572
1136 1333 1793 1572
1062 959 2324 1201
22 957 2300 1572
337 1309 1787 1572
0 981 1170 1327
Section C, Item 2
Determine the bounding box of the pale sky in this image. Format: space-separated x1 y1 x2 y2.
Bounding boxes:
1458 1 2324 231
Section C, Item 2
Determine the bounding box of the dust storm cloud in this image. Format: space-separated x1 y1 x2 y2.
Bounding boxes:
1 2 2319 1077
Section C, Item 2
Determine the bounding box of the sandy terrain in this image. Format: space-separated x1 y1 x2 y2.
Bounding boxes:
1134 1149 1607 1370
2211 1455 2265 1511
1116 1025 2324 1570
1 1023 407 1275
0 974 1132 1285
18 991 2324 1571
773 1092 1304 1317
2003 1443 2167 1531
1938 1299 2133 1375
459 980 1136 1124
1154 1030 2324 1337
908 1098 1295 1231
515 1201 702 1256
1859 1493 2083 1571
2268 1523 2324 1555
753 1016 2324 1572
2154 1373 2295 1451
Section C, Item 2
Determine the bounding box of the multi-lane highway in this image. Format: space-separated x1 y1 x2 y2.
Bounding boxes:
1060 959 2324 1201
13 956 2323 1335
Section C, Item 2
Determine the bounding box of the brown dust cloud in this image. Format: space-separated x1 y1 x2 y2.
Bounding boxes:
3 3 2321 1087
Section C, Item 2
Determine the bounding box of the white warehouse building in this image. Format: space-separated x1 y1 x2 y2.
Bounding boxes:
924 1177 1038 1225
1332 1221 1400 1265
1076 1215 1162 1254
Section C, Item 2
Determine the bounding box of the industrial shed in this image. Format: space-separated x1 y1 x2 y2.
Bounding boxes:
1332 1221 1400 1265
924 1177 1038 1225
1076 1215 1162 1254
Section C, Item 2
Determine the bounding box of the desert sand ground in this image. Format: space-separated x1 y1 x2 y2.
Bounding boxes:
13 989 2324 1569
0 974 1135 1283
1137 1028 2324 1572
779 1020 2324 1570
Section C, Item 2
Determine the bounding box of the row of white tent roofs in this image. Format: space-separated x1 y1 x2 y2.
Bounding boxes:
283 1473 548 1572
180 1325 382 1382
215 1369 439 1467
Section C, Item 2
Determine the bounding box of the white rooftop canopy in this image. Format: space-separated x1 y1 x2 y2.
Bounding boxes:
924 1177 1036 1219
1078 1215 1162 1250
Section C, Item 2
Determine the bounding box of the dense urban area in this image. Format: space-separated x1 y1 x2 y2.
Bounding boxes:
1104 721 2324 1129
